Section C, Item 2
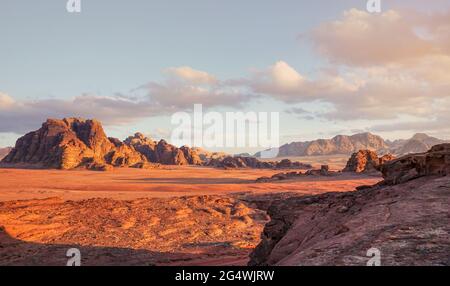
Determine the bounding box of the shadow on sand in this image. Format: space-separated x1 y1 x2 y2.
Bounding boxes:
0 227 247 266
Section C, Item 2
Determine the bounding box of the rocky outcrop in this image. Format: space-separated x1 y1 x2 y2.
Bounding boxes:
389 133 449 155
191 147 228 162
256 166 336 183
1 118 140 170
256 132 389 157
343 150 395 173
0 147 12 160
256 132 449 158
1 118 203 170
249 145 450 266
381 143 450 185
124 133 201 166
208 156 312 170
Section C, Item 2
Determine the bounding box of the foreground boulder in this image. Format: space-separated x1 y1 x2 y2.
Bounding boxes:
343 150 395 173
249 145 450 266
381 143 450 185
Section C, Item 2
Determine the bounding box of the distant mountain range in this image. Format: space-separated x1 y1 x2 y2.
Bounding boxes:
255 132 449 157
0 147 12 160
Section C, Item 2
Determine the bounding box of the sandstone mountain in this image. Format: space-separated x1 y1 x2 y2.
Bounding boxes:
388 133 449 155
1 118 201 170
255 132 448 158
249 144 450 266
0 147 12 160
125 133 202 165
256 132 389 157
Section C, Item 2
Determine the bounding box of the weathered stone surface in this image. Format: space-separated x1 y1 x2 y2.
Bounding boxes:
249 145 450 266
343 150 396 173
208 156 312 170
1 118 205 170
2 118 118 169
381 143 450 185
249 178 450 266
256 132 389 157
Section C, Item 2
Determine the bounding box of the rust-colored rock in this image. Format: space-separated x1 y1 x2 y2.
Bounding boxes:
1 118 130 170
249 145 450 266
343 150 395 173
208 156 312 170
381 143 450 185
1 118 205 170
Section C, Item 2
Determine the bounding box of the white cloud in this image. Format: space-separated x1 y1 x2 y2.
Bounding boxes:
166 66 217 84
239 8 450 133
0 66 256 134
310 9 436 66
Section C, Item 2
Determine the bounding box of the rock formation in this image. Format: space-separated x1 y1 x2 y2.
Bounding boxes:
1 118 202 170
1 118 141 170
381 143 450 185
256 132 389 157
256 165 337 183
208 156 312 170
249 144 450 266
389 133 449 155
255 132 449 158
0 147 12 160
125 133 202 166
343 150 395 173
190 147 228 162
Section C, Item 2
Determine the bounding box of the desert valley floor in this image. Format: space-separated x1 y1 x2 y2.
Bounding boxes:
0 165 381 266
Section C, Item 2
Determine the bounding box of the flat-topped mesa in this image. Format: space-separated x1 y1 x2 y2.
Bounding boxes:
381 143 450 185
343 150 395 173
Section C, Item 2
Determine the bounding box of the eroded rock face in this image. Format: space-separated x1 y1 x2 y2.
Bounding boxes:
249 177 450 266
1 118 204 170
2 118 121 169
343 150 395 173
208 156 312 170
381 144 450 185
249 145 450 266
258 132 389 157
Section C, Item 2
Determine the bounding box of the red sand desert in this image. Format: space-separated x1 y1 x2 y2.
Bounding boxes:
0 166 381 266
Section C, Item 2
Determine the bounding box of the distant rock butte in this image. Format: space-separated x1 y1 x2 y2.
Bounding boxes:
0 118 201 170
249 144 450 266
256 132 389 157
255 132 449 158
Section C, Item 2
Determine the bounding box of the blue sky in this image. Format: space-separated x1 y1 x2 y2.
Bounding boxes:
1 0 450 152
